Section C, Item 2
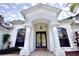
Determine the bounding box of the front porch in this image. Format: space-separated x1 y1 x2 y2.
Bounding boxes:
29 48 55 56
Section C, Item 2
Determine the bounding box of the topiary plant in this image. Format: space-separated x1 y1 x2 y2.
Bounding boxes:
2 34 10 49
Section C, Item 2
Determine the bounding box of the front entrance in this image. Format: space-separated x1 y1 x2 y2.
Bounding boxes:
36 32 47 48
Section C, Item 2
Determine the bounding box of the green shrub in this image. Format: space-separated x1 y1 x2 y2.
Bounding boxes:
2 34 10 46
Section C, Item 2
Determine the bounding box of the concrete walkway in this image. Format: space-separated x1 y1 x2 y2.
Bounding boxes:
29 48 55 56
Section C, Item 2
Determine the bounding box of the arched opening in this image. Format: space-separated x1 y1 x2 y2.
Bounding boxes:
32 19 49 50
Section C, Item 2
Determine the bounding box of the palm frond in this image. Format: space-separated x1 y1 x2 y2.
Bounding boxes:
70 3 79 13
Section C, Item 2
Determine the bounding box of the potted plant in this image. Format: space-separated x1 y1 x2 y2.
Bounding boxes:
2 34 10 49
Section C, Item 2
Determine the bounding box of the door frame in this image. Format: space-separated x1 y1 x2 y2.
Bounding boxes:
36 31 47 48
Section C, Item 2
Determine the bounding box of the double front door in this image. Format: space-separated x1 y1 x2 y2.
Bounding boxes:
36 32 47 48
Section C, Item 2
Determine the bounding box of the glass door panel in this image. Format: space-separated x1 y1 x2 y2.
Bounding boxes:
42 33 46 47
36 32 47 48
36 33 41 47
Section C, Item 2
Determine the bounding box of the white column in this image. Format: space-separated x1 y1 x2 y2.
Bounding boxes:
30 27 35 52
48 26 55 52
20 26 31 56
52 26 65 56
52 26 60 49
31 27 36 51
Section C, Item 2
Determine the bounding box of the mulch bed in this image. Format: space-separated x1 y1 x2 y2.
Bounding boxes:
65 51 79 56
0 47 21 55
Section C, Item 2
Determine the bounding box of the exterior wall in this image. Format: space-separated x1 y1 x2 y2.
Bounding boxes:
10 21 79 56
71 25 79 50
71 25 79 32
0 26 10 49
10 24 25 48
58 22 78 51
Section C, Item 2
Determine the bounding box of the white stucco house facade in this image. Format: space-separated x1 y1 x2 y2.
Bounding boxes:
0 26 10 49
0 16 11 49
1 4 79 56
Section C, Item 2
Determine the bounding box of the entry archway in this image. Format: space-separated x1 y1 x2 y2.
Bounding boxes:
20 4 61 56
32 19 50 50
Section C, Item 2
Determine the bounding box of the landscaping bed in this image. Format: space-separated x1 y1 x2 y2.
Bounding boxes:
65 51 79 56
0 47 21 55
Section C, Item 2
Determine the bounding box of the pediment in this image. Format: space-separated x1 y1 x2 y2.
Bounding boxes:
21 4 61 16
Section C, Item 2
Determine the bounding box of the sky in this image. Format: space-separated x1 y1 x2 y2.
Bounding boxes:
0 3 75 22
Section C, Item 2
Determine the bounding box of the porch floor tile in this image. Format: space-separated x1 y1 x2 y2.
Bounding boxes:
29 48 55 56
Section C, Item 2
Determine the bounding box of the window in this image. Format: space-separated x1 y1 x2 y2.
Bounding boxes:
15 28 26 47
57 27 70 47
